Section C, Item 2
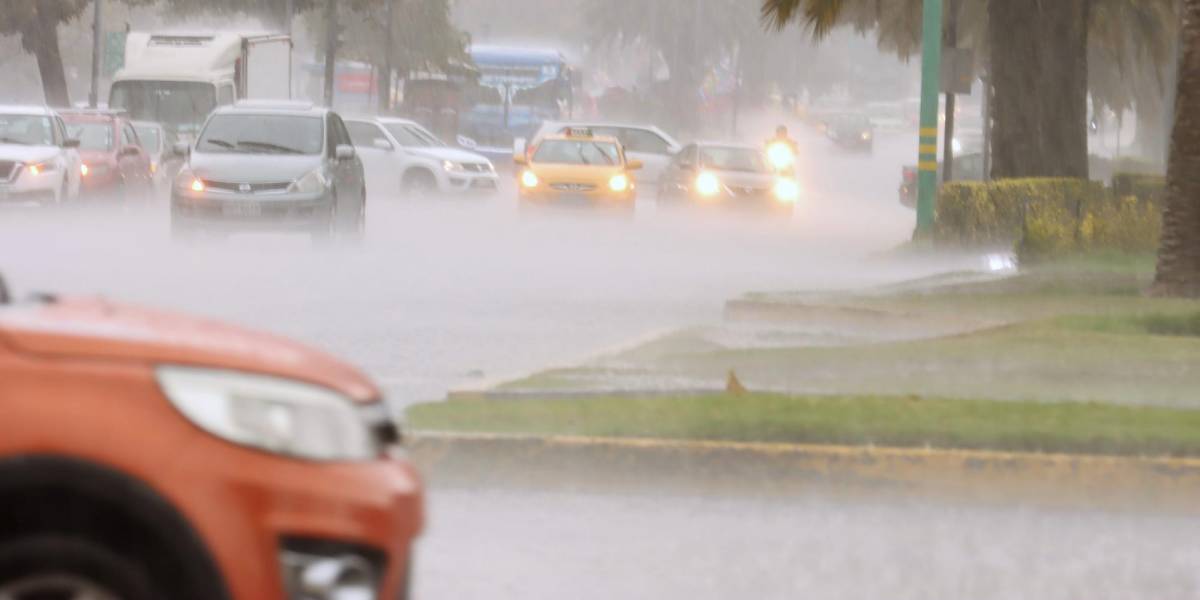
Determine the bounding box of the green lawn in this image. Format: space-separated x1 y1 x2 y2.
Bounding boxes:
408 393 1200 458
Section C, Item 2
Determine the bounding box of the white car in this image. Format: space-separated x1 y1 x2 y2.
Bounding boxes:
343 117 499 198
0 106 82 205
525 121 682 186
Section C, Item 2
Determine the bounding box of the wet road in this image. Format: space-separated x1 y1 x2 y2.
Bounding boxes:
0 125 963 407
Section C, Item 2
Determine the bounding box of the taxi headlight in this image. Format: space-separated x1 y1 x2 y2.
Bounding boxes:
608 173 629 192
766 143 795 169
290 169 329 194
520 170 539 188
773 178 800 203
156 366 376 461
695 171 721 197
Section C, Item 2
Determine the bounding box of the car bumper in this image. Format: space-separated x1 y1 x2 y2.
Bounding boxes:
165 434 422 600
171 189 332 231
0 169 61 205
519 187 635 210
441 172 500 194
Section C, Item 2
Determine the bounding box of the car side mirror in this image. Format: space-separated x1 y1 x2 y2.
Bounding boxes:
335 144 356 160
63 138 80 148
372 138 394 151
627 159 644 171
172 142 190 157
120 145 140 157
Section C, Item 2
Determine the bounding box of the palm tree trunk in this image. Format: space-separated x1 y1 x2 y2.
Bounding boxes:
1152 0 1200 297
28 5 70 107
989 0 1089 179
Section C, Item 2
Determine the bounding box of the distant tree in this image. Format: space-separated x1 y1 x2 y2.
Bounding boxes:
1152 0 1200 297
0 0 91 106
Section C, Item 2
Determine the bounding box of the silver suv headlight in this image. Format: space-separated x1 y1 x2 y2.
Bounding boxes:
290 169 329 194
156 366 377 461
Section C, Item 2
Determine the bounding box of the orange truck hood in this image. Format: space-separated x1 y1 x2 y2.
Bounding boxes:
0 298 379 402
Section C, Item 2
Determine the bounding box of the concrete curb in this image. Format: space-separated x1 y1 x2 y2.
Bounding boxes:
410 432 1200 512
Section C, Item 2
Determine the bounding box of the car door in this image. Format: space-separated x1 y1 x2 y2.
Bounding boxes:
117 122 148 186
614 128 675 186
344 120 395 199
327 114 363 203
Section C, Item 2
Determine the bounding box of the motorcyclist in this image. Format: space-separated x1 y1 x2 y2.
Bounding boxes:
765 125 799 175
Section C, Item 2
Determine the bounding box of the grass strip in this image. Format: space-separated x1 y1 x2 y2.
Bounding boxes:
408 393 1200 458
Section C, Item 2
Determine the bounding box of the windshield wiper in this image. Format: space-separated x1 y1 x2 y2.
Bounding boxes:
203 138 237 150
237 140 304 154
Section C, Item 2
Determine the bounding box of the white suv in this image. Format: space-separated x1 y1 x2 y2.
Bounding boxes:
0 106 82 205
344 117 498 198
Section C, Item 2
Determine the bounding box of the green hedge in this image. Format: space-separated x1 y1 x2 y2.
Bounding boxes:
933 176 1165 262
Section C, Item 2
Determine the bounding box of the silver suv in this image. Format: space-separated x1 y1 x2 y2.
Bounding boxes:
170 102 365 241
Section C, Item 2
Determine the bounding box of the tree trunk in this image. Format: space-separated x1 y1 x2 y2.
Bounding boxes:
1151 0 1200 297
27 5 70 107
323 0 337 107
988 0 1044 179
1037 0 1090 178
988 0 1090 180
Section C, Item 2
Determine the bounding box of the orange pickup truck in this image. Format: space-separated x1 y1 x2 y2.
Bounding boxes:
0 278 421 600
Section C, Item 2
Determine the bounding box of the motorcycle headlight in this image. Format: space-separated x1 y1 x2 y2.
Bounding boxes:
290 169 329 194
766 143 795 169
695 171 721 197
774 178 800 203
608 173 629 192
156 366 377 461
443 160 464 173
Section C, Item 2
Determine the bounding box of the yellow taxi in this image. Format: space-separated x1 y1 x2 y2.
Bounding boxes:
514 128 642 211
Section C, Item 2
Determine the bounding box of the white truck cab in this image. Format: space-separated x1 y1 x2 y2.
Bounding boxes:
109 32 291 142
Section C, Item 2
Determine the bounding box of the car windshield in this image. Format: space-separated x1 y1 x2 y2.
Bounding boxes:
699 147 769 173
532 140 620 165
196 114 323 155
133 126 161 153
0 115 53 146
384 123 442 148
109 80 216 136
65 122 113 151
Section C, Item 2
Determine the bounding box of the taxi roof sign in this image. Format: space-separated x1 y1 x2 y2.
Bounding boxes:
565 127 594 137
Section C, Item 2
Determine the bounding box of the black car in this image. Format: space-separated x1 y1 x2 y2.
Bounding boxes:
170 102 366 241
658 142 799 213
826 115 875 151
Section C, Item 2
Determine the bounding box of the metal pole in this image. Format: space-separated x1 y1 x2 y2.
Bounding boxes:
914 0 944 238
382 0 394 113
323 0 337 107
285 0 293 99
981 74 991 181
942 0 958 183
731 43 741 137
89 0 102 108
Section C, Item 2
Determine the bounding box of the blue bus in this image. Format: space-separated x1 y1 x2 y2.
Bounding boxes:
461 46 573 159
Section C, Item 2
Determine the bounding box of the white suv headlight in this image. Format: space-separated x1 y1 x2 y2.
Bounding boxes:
156 366 377 461
442 160 464 173
290 169 329 194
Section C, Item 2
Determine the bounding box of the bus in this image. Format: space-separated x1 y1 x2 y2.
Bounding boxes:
461 45 574 160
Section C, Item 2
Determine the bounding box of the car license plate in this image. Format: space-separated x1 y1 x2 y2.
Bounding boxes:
222 202 261 217
557 194 590 206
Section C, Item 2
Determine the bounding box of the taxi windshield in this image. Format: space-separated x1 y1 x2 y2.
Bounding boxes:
532 139 620 166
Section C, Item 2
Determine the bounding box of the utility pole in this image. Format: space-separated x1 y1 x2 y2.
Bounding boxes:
323 0 337 107
285 0 293 99
731 43 741 137
981 73 991 181
381 0 394 113
914 0 944 238
89 0 102 108
942 0 959 183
